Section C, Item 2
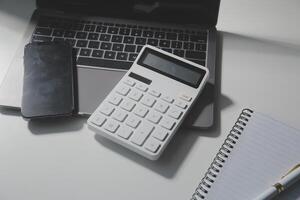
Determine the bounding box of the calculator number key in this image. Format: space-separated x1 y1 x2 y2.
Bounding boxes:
147 111 162 124
126 115 141 128
120 99 136 111
103 119 120 133
117 125 133 139
108 94 122 105
141 95 156 107
160 117 176 130
116 85 131 96
154 101 169 113
134 105 149 118
144 137 161 153
128 89 143 101
168 107 183 119
99 103 115 116
112 109 128 122
91 113 106 126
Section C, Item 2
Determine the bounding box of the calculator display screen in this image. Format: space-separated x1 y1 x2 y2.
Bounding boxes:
138 48 206 88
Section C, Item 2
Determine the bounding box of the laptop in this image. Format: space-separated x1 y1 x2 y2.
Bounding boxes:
0 0 220 129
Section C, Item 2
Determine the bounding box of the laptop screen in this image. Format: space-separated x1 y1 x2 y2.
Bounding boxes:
37 0 220 26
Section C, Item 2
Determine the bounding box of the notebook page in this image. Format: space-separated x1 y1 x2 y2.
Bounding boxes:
205 112 300 200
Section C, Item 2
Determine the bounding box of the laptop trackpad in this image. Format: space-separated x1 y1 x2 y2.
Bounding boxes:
77 67 125 115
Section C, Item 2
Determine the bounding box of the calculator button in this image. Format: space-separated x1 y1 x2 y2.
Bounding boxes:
99 103 115 116
147 111 162 124
160 117 176 130
180 94 192 102
128 90 143 101
131 122 154 146
112 109 128 122
117 125 133 139
123 79 135 87
141 95 156 107
144 137 161 153
152 127 168 141
162 95 174 103
126 115 141 128
154 101 169 113
175 100 188 109
168 107 183 119
108 94 122 105
116 85 131 96
149 89 161 97
136 83 148 92
133 105 149 118
120 99 136 111
103 119 119 133
91 113 106 126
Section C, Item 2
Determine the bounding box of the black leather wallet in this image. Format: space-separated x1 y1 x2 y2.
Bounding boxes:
22 42 76 119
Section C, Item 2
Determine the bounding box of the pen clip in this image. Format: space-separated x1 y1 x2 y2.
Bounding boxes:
281 164 300 179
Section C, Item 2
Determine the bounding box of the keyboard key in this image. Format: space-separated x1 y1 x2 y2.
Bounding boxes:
134 105 149 118
162 96 174 103
190 35 207 43
100 42 112 50
154 32 165 39
52 29 64 37
154 101 169 113
84 24 96 32
112 109 128 122
128 90 143 101
116 85 131 96
159 40 170 48
112 43 124 51
96 25 107 33
159 117 176 130
99 34 111 41
99 103 115 116
112 35 123 43
148 89 161 97
195 43 207 51
136 84 148 92
76 32 87 39
131 29 142 36
123 36 134 44
64 30 76 38
166 32 177 40
108 94 122 105
104 51 116 59
131 122 153 145
72 23 84 31
32 35 52 42
147 38 158 46
129 53 138 61
121 99 136 111
141 95 156 107
143 30 154 37
173 49 184 57
185 51 206 60
147 111 162 124
152 127 168 141
124 45 136 52
53 37 64 42
88 33 99 40
103 119 119 133
77 57 132 70
88 41 100 49
117 126 133 139
92 50 104 58
107 27 119 34
126 115 141 128
178 33 189 41
135 37 146 45
91 113 106 126
34 27 52 35
116 52 128 60
171 41 182 49
80 49 91 56
144 137 161 153
168 107 183 119
123 79 135 87
119 28 130 35
175 100 187 109
184 42 195 50
76 40 88 47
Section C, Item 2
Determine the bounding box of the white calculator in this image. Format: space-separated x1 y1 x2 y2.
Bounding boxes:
87 45 209 160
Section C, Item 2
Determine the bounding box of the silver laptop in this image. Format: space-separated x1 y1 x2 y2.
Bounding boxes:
0 0 220 129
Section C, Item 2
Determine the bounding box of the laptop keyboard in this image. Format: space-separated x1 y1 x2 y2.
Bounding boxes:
31 16 208 70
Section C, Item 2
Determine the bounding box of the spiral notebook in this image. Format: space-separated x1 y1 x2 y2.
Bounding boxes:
191 109 300 200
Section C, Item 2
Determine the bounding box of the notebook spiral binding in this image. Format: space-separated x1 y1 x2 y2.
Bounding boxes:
191 109 254 200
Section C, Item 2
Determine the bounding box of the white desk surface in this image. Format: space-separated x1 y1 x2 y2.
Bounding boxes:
1 0 300 200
